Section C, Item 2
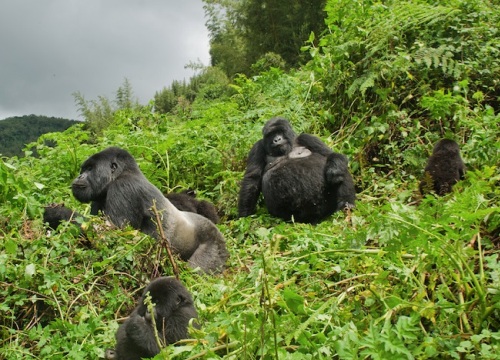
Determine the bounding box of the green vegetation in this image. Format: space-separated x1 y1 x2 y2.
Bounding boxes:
1 0 499 359
204 0 327 76
0 115 78 157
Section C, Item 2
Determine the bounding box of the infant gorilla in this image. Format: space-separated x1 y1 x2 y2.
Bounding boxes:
106 277 198 360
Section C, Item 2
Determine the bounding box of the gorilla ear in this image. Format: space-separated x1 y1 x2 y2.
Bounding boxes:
111 162 118 173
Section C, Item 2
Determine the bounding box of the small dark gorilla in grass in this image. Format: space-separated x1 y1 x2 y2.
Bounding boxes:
106 277 198 360
419 139 466 196
43 203 83 230
46 147 228 274
238 117 356 223
165 189 220 224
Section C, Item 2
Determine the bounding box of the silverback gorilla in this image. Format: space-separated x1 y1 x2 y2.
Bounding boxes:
107 277 198 360
419 139 466 196
238 117 356 223
54 147 228 274
165 189 220 224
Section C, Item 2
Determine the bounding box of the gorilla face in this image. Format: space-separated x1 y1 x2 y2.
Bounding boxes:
263 118 296 157
71 147 136 203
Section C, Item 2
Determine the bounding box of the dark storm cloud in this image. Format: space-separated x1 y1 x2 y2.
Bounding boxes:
0 0 210 120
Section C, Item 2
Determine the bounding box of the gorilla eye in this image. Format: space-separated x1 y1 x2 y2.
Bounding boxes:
176 295 185 305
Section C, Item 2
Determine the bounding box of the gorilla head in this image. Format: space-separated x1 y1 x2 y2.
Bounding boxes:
72 147 140 204
54 147 228 274
111 277 198 360
238 117 356 223
262 117 296 157
419 139 466 196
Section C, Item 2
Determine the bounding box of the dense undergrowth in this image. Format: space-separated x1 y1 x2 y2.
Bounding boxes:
1 0 500 359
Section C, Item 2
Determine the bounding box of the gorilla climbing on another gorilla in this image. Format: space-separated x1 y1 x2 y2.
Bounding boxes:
419 139 466 196
105 277 198 360
238 117 356 223
165 189 220 224
44 147 228 274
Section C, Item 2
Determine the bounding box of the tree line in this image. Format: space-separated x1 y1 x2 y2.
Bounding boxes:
0 115 78 157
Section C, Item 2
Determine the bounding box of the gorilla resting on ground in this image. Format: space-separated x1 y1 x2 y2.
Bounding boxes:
165 189 220 224
106 277 198 360
419 139 466 196
238 117 356 223
45 147 228 274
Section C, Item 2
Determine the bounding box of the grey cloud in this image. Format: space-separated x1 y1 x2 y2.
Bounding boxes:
0 0 210 120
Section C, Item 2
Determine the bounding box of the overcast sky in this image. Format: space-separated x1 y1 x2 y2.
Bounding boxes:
0 0 210 120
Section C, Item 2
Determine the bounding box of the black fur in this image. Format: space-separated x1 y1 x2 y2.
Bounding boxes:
325 153 357 211
43 203 83 229
165 190 220 224
419 139 466 196
112 277 198 360
52 147 227 273
238 117 356 223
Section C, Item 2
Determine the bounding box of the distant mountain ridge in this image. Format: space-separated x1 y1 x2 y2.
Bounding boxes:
0 115 79 157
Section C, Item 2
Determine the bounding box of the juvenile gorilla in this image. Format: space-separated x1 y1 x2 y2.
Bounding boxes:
43 203 84 230
109 277 198 360
165 189 220 224
419 139 466 196
238 117 356 223
59 147 227 273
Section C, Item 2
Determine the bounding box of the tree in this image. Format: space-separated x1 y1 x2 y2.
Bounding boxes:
203 0 327 76
241 0 327 69
73 78 140 135
203 0 249 77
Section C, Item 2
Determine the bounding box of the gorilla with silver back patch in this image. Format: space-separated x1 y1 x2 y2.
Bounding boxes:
419 139 466 196
238 117 356 223
107 277 198 360
60 147 227 273
165 189 220 224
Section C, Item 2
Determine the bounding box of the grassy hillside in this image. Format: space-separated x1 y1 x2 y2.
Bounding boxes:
1 0 499 359
0 115 79 157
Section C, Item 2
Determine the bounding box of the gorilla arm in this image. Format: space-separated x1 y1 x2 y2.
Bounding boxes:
325 153 356 211
117 312 160 358
238 140 267 217
296 133 334 157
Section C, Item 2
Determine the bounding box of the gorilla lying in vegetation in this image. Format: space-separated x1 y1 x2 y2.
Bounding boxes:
238 117 356 223
44 147 228 274
106 277 198 360
419 139 466 196
43 203 83 230
165 189 220 224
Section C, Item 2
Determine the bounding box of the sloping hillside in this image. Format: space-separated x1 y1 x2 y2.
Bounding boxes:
0 115 78 157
